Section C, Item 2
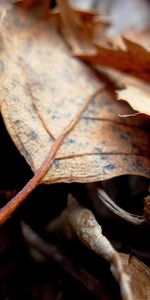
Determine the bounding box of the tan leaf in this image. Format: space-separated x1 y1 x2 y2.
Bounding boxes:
70 0 150 35
57 1 150 117
117 77 150 116
120 254 150 300
1 3 150 186
60 1 150 83
20 0 50 13
103 69 150 117
77 37 150 83
57 0 108 55
123 28 150 51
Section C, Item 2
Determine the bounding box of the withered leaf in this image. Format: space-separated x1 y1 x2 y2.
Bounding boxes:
0 3 150 185
19 0 50 16
57 0 108 55
77 37 150 83
117 77 150 117
102 69 150 117
66 0 150 83
121 254 150 300
70 0 150 35
123 28 150 51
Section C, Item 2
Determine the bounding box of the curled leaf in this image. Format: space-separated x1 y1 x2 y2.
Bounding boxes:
97 188 145 225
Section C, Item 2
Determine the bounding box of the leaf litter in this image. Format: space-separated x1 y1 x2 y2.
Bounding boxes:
0 0 150 300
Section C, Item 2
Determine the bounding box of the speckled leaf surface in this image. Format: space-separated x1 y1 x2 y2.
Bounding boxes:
0 4 150 183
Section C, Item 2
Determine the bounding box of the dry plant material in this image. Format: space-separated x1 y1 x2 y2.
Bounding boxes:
48 194 150 300
98 68 150 117
0 1 150 223
57 0 95 54
57 0 108 55
67 195 133 300
116 76 150 117
60 1 150 116
97 188 145 225
122 28 150 50
0 1 100 184
0 1 149 299
1 3 150 183
144 195 150 224
120 254 150 300
77 37 150 83
71 0 150 84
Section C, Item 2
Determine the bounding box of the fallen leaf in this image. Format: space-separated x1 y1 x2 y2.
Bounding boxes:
77 37 150 83
57 0 108 55
120 254 150 300
20 0 50 12
117 76 150 117
68 0 150 82
1 2 150 186
123 28 150 51
70 0 150 35
58 1 150 117
102 69 150 117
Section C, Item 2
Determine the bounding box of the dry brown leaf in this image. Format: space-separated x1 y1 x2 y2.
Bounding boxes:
20 0 50 12
117 77 150 117
0 3 150 186
58 1 150 117
121 254 150 300
77 37 150 83
68 1 150 84
103 69 150 117
57 0 108 55
123 28 150 51
70 0 150 35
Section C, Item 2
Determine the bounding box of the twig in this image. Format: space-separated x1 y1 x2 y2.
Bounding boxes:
67 195 134 300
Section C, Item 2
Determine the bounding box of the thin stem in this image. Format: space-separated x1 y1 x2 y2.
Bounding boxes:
0 89 101 224
0 133 63 225
67 195 133 300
